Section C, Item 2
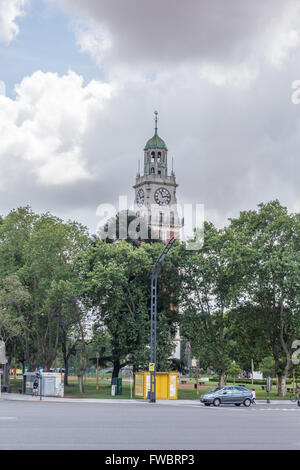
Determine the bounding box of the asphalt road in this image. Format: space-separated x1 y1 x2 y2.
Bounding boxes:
1 400 300 450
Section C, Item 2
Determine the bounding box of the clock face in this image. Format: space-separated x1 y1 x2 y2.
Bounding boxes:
154 187 171 206
136 188 145 207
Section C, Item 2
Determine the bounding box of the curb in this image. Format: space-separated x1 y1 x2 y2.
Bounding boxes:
0 394 296 406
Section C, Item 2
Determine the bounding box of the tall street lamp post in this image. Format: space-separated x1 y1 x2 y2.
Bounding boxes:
96 352 100 390
149 236 177 403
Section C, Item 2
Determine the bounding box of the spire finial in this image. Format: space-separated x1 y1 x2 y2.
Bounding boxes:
154 110 158 135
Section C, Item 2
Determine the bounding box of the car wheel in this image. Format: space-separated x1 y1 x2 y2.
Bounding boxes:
235 403 241 406
213 398 221 407
243 398 251 407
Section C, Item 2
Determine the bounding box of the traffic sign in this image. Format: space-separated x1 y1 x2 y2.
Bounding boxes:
149 363 155 372
0 369 3 375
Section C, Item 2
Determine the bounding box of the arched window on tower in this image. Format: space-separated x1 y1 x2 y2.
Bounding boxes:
157 152 161 162
170 211 174 228
151 167 155 174
151 152 155 162
159 212 163 226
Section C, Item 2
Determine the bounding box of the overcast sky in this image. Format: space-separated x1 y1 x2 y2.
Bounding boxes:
0 0 299 233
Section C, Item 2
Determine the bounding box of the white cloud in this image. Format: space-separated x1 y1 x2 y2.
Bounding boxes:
57 0 300 85
197 62 259 89
1 64 300 231
0 70 116 187
0 0 27 44
1 1 300 232
261 4 300 68
74 20 112 67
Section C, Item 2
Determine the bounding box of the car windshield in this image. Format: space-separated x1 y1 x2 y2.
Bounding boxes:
211 387 222 393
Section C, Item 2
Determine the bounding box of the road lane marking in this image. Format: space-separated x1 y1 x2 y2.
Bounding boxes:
253 408 300 411
0 417 17 420
185 404 300 412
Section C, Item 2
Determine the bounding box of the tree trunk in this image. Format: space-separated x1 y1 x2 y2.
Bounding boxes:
78 375 84 393
3 362 10 389
112 360 121 380
218 371 225 387
64 359 69 387
277 300 291 398
278 374 288 397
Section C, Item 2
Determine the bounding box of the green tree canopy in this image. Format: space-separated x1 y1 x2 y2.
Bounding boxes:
79 240 180 377
228 200 300 395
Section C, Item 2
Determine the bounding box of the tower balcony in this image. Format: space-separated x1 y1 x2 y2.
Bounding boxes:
134 173 177 188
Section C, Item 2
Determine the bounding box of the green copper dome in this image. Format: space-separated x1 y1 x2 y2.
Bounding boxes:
145 133 167 150
145 111 167 150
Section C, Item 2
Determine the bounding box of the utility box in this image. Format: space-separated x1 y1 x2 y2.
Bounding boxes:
134 372 178 400
111 377 122 395
23 372 64 397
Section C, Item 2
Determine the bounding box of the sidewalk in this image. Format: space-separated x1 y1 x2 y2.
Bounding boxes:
0 393 145 404
0 393 294 406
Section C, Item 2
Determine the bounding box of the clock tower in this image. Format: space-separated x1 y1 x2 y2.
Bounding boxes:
133 112 181 242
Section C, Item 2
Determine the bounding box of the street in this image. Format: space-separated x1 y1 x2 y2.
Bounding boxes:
1 399 300 450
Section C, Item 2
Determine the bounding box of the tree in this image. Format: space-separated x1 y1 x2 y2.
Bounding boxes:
259 356 275 378
226 361 242 384
226 306 270 375
51 283 88 386
79 240 180 379
19 214 89 370
0 207 38 279
0 207 40 370
0 207 90 372
228 201 300 396
0 274 30 387
180 222 241 386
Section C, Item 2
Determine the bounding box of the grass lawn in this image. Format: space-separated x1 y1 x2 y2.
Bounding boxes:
8 377 294 401
185 382 294 401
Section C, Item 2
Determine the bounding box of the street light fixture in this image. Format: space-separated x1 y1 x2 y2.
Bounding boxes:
149 236 177 403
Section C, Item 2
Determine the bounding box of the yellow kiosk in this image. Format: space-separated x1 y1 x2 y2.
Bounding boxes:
134 371 178 400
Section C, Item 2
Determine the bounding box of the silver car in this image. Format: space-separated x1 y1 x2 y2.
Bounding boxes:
200 385 252 407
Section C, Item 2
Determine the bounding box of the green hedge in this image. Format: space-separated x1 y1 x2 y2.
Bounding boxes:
209 377 297 385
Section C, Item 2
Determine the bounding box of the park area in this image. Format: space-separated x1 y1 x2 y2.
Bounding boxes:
7 374 297 401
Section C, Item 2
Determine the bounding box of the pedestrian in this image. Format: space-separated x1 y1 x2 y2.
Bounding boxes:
251 388 256 404
32 379 39 397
